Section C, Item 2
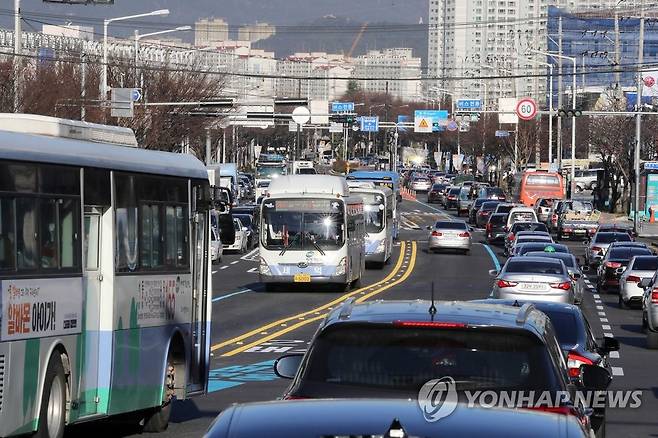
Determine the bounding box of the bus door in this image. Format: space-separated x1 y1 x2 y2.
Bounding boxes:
188 187 210 394
80 206 104 416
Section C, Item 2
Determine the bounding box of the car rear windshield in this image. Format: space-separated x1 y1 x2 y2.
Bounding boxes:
524 253 575 268
538 199 555 207
594 233 632 244
496 205 515 214
609 248 653 260
485 188 505 197
540 311 578 347
482 201 500 211
517 244 568 255
632 257 658 271
301 326 559 394
432 184 447 190
505 260 565 275
526 174 561 186
435 221 467 230
449 188 461 195
511 222 549 233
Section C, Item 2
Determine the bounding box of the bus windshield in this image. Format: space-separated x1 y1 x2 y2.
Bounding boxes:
357 192 386 234
262 199 345 251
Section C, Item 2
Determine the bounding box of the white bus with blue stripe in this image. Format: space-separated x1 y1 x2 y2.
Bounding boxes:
348 183 394 268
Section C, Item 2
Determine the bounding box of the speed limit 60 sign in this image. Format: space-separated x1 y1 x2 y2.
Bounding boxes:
516 97 538 121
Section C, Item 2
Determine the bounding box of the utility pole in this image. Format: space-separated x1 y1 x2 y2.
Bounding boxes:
614 13 622 88
634 7 646 234
80 53 87 121
205 129 212 165
13 0 21 113
557 16 563 168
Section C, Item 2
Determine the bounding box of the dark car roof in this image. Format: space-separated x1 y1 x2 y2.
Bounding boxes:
516 243 569 253
206 399 583 438
322 300 549 340
608 247 653 259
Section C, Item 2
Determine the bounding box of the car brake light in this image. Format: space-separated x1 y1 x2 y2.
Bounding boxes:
497 279 518 288
393 321 467 328
524 405 580 417
507 233 515 241
626 275 641 283
651 290 658 304
458 232 470 238
567 352 594 377
605 262 622 269
591 246 602 253
431 231 442 237
550 282 572 291
486 223 492 232
479 211 487 215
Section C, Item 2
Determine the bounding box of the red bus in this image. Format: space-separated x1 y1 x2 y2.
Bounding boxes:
513 171 565 206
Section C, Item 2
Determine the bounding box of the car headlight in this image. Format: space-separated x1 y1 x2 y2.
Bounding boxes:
259 257 271 275
335 257 347 276
376 240 386 253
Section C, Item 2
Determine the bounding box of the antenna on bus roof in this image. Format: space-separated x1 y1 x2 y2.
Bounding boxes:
429 282 437 319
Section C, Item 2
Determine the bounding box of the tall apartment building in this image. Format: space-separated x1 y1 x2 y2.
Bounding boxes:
238 23 276 43
352 48 422 101
194 18 229 46
427 0 652 104
276 52 352 102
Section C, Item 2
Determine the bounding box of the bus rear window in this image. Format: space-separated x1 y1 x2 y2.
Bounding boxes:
526 175 560 186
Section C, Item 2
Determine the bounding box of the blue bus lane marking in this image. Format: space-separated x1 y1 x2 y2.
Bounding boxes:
208 360 278 392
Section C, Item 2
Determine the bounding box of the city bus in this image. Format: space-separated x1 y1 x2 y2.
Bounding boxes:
513 170 565 206
345 170 400 239
349 183 394 268
0 114 212 437
259 175 365 291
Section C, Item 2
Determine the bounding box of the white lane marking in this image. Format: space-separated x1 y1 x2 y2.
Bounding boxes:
220 265 229 270
602 324 612 330
596 305 604 310
594 299 602 304
598 311 606 316
604 332 614 337
593 294 600 299
600 318 609 323
609 351 620 359
230 260 240 265
241 247 259 261
247 267 258 273
611 367 624 376
212 270 218 274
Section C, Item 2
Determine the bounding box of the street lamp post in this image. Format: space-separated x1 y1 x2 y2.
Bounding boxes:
134 26 191 69
531 49 577 196
102 9 170 101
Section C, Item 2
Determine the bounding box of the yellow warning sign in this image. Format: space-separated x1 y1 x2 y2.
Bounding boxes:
414 116 433 133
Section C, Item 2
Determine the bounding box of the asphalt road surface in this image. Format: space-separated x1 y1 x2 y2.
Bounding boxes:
70 193 658 438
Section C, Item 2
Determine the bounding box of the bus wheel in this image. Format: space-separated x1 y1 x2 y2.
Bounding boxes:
143 358 175 432
36 352 67 438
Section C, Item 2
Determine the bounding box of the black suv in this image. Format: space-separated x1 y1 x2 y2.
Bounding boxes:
274 299 610 433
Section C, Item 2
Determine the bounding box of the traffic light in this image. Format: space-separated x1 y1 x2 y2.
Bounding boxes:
557 108 583 118
329 113 357 125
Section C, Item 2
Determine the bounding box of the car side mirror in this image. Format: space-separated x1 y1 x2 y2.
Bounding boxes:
469 227 474 232
580 364 612 391
426 225 432 231
242 227 249 232
582 240 589 246
488 269 499 277
615 267 625 275
599 337 620 354
581 265 590 273
639 278 652 289
274 354 304 379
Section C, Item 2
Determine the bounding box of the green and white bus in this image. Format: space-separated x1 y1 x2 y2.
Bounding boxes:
0 114 212 437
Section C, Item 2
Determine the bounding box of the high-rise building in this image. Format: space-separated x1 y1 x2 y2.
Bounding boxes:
276 52 352 102
238 23 276 43
194 18 229 46
427 0 653 103
353 48 422 101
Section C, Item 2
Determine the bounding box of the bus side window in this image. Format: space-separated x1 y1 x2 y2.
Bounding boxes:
0 198 15 270
347 213 356 238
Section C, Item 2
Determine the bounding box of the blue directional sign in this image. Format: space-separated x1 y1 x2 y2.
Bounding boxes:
495 130 510 138
131 88 142 102
456 99 482 110
359 116 379 132
414 110 449 132
331 102 355 112
644 162 658 170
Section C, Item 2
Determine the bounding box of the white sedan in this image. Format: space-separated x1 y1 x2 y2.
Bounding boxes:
211 228 223 264
223 217 249 253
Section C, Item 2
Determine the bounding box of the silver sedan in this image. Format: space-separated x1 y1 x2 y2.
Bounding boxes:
641 274 658 349
523 251 585 305
427 220 472 254
490 256 575 304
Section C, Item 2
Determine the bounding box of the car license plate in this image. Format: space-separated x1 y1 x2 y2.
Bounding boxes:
520 283 545 290
294 273 311 283
575 229 585 234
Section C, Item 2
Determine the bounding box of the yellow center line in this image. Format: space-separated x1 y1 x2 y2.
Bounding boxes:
210 241 407 352
220 241 418 357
